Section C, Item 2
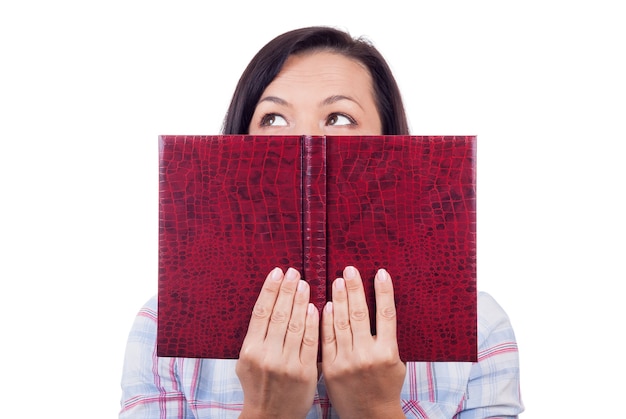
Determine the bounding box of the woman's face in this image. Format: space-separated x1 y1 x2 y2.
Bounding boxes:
248 50 382 135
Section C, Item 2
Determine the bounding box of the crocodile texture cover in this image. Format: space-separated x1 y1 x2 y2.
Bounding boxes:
158 135 477 362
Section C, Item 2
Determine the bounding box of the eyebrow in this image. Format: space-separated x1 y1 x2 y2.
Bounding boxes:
321 95 363 110
257 96 290 106
257 95 363 110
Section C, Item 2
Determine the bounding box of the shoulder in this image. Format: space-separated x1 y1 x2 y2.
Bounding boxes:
457 292 524 415
124 295 158 344
133 295 158 323
477 291 509 316
476 291 519 354
477 291 514 330
141 294 158 311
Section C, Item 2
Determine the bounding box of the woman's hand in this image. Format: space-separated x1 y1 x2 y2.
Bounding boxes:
321 266 406 419
236 267 319 419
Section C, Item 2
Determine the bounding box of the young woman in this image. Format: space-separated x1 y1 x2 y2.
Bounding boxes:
120 26 524 418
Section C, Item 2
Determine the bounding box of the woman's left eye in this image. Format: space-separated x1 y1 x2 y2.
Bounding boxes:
326 113 356 126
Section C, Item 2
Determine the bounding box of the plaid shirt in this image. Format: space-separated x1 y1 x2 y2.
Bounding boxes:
120 292 523 418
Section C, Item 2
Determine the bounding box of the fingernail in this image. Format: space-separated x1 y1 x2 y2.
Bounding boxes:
285 267 298 281
297 280 307 292
308 303 317 315
325 302 333 313
335 277 345 289
377 268 389 281
271 267 282 281
344 266 356 279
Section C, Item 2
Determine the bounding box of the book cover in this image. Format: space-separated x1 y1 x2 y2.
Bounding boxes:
157 135 477 362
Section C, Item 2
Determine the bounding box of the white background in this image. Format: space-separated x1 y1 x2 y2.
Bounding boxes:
1 1 624 417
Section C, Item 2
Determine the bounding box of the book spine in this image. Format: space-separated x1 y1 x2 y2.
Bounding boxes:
301 135 327 312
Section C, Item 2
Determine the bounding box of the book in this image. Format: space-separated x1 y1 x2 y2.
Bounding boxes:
157 135 477 362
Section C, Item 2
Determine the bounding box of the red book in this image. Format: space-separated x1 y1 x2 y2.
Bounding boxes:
157 135 477 362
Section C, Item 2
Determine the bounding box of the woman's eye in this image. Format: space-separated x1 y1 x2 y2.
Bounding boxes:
326 113 356 126
260 114 288 127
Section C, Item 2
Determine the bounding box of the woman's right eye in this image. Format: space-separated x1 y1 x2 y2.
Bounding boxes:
260 114 288 127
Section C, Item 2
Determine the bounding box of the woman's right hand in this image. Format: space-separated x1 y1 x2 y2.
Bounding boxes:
236 267 319 419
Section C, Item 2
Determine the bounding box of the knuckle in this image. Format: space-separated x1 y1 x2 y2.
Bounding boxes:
294 289 309 303
302 334 318 347
265 362 293 378
379 305 397 320
270 309 289 324
336 319 351 331
356 357 375 371
237 346 263 367
345 280 362 291
287 319 304 334
350 308 368 322
332 290 347 302
279 282 297 295
322 334 336 344
261 282 281 295
251 303 270 319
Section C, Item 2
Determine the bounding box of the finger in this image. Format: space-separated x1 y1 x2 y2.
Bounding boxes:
330 276 353 351
242 267 284 345
265 267 300 348
283 280 311 355
321 301 336 361
300 303 320 363
373 268 398 344
342 266 372 340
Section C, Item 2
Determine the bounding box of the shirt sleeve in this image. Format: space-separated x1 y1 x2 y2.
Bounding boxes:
455 292 525 418
119 296 194 419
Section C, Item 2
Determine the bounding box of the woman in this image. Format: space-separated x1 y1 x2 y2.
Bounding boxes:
120 26 524 418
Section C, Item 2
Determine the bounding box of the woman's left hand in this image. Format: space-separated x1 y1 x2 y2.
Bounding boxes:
321 266 406 419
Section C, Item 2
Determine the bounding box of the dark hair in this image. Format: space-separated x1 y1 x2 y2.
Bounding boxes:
222 26 409 135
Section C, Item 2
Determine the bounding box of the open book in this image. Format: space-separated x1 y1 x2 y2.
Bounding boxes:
157 135 477 362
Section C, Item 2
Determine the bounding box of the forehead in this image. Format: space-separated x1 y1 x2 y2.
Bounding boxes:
265 50 374 95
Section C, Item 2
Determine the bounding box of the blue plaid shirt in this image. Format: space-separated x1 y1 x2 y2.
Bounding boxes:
120 292 523 418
